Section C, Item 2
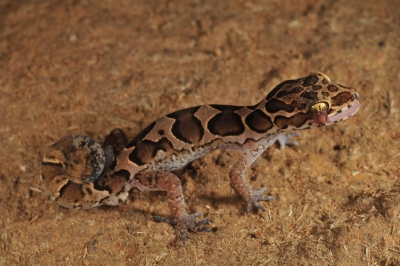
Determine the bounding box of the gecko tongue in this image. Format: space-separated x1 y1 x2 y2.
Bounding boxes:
326 102 360 124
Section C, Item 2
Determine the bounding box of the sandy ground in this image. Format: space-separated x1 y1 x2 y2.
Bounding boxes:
0 0 399 265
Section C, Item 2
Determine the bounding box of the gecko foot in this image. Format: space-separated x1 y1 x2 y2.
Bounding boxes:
244 187 275 214
277 132 301 150
153 212 211 244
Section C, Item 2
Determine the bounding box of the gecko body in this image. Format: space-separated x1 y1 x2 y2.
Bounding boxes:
41 72 360 243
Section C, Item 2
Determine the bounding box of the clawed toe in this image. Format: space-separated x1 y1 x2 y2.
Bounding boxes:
253 187 267 196
153 215 175 225
153 212 211 244
179 218 211 244
245 186 275 213
194 218 211 228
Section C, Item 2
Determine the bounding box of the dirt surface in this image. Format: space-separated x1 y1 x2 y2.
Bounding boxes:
1 0 399 265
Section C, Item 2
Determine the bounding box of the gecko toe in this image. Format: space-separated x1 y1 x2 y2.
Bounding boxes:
153 212 211 244
180 229 188 244
245 187 275 213
153 215 176 226
277 132 301 149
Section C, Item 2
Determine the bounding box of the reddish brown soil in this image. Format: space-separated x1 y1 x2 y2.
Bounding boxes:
1 0 399 265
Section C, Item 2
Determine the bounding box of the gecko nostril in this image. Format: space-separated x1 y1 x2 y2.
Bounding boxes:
353 94 359 100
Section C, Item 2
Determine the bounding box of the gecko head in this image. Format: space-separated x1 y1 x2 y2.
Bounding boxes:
264 72 360 130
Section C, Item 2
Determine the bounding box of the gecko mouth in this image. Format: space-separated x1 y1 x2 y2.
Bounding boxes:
313 102 360 126
326 102 361 124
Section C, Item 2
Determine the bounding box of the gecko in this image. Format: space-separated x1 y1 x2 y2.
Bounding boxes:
40 72 360 243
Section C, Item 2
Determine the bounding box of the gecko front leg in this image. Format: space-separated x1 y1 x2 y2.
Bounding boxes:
229 138 276 213
132 171 210 243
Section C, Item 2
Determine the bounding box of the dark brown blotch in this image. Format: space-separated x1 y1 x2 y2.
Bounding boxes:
208 111 245 136
41 162 64 180
210 104 242 112
331 92 354 107
58 181 73 198
327 84 339 92
321 91 330 97
265 99 306 113
277 86 304 98
274 113 312 129
113 169 131 182
265 99 290 113
93 178 113 194
245 109 273 133
167 106 204 144
58 181 85 201
129 138 173 165
266 78 301 100
94 170 131 196
302 75 319 87
312 85 322 90
300 91 319 101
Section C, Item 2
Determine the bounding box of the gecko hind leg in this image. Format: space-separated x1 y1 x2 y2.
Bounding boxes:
134 171 211 244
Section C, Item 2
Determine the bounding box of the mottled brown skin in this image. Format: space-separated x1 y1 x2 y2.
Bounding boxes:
41 72 360 243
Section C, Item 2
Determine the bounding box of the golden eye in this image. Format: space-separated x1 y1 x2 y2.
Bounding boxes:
310 101 330 113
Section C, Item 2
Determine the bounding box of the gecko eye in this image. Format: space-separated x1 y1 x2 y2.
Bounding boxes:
310 101 330 114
